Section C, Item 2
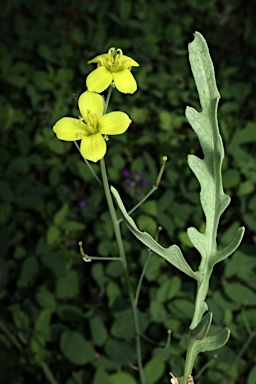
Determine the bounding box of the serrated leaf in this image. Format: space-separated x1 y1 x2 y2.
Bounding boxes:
111 186 197 280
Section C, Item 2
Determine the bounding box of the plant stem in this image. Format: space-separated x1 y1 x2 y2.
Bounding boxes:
0 320 23 351
104 86 113 114
39 362 59 384
135 251 152 308
182 274 210 382
74 141 102 186
229 327 256 370
100 158 145 384
118 156 168 224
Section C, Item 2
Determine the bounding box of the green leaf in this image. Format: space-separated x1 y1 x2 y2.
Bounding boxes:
193 327 230 354
224 249 256 280
223 283 256 306
111 186 197 280
247 365 256 384
46 225 60 246
31 309 52 362
54 204 68 226
58 305 83 322
36 288 56 311
191 312 212 340
65 370 84 384
93 369 112 384
144 356 165 384
150 300 167 323
90 315 108 346
11 307 30 330
60 330 94 365
136 214 157 236
156 276 181 303
111 309 135 340
188 327 230 372
65 221 85 231
105 339 135 366
210 227 245 267
18 256 39 286
111 372 136 384
185 32 244 263
56 270 79 299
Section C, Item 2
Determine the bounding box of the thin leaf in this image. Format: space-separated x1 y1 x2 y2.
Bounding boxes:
111 186 197 280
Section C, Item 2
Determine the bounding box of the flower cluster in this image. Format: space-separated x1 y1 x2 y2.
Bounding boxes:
53 48 139 162
121 168 148 199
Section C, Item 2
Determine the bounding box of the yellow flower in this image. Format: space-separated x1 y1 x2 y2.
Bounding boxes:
53 91 131 162
86 47 139 94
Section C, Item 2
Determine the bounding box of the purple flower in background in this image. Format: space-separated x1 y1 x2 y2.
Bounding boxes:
80 200 88 209
121 167 148 199
121 168 131 178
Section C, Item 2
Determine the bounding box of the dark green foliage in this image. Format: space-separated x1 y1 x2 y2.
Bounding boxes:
1 1 256 383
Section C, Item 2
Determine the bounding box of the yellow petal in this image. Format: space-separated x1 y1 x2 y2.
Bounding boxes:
80 132 107 162
86 66 113 93
87 53 109 66
122 55 140 68
113 70 137 94
53 117 88 141
78 91 104 118
99 112 131 135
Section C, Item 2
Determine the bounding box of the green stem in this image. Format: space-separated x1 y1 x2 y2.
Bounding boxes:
229 327 256 370
104 86 113 114
100 160 145 384
135 226 162 308
135 251 152 308
183 274 210 382
0 320 23 351
39 362 59 384
194 354 217 381
182 334 195 383
118 156 168 224
74 141 102 186
120 187 157 223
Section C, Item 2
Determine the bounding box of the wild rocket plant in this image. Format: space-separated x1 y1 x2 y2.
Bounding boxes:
53 32 244 383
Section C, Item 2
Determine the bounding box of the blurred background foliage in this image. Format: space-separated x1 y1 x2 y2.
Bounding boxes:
1 0 256 383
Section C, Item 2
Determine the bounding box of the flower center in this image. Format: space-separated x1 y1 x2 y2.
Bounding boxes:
105 47 125 73
82 111 99 135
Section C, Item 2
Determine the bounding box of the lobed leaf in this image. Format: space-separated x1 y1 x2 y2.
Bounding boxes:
186 32 243 263
111 186 197 280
